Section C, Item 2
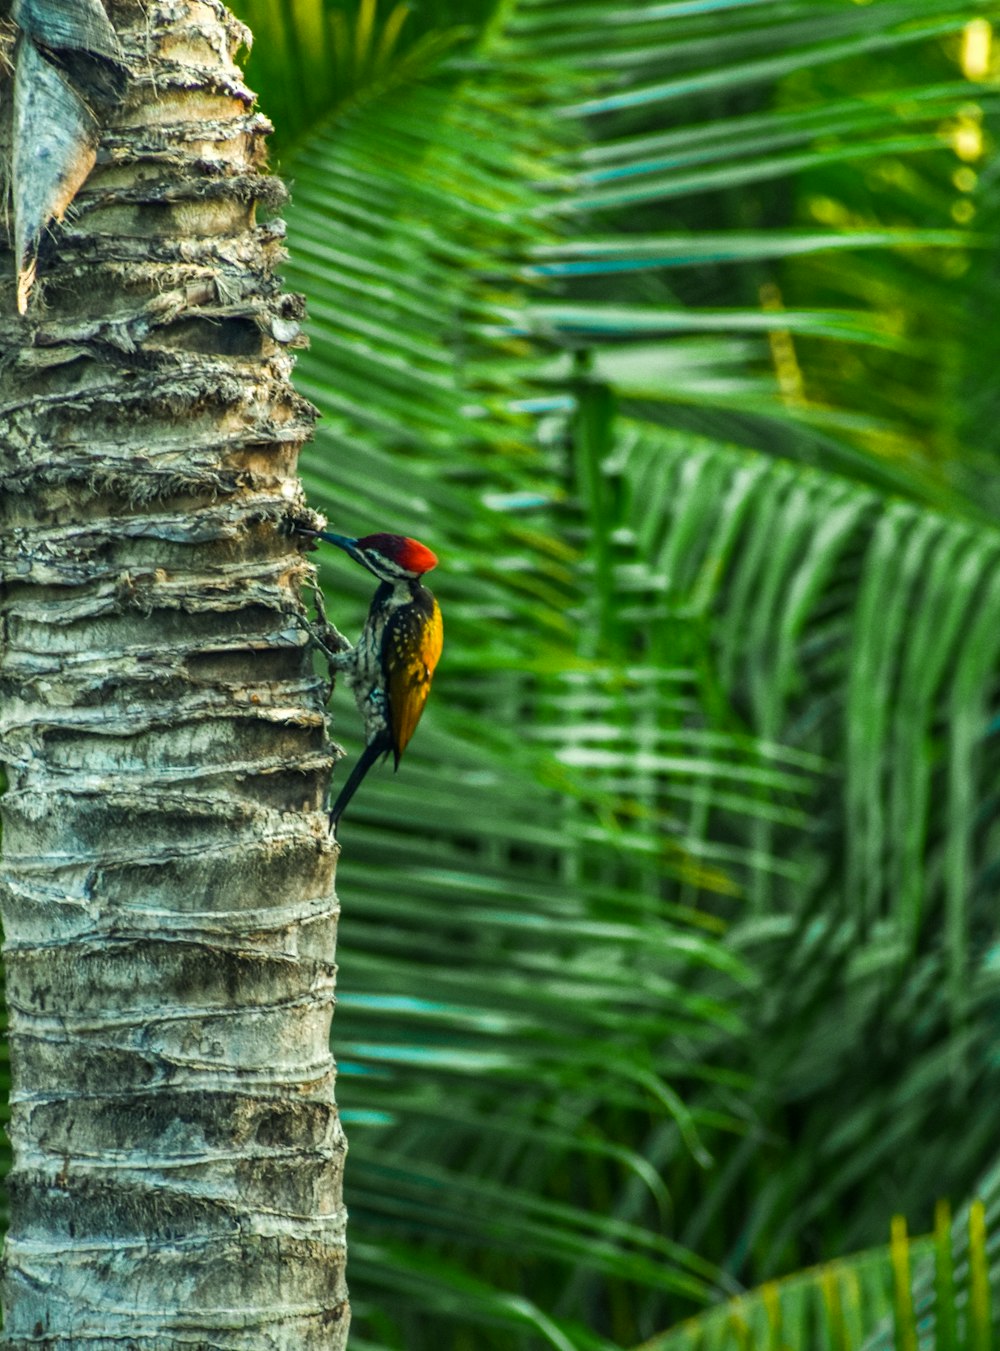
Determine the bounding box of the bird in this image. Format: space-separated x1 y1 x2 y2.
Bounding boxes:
299 529 443 832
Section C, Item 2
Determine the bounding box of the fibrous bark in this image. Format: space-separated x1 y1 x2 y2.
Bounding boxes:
9 0 126 312
0 1 349 1345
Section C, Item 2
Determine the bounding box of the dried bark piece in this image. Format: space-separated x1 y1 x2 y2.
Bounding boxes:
11 0 120 57
9 0 123 311
13 37 99 313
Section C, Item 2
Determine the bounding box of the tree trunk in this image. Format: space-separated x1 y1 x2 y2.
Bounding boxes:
0 0 349 1344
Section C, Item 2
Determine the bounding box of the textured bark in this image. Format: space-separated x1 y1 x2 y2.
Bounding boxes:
0 1 349 1345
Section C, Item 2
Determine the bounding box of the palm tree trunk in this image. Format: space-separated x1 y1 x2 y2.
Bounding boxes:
0 0 349 1343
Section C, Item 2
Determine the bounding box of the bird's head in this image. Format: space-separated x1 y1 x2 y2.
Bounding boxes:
309 530 438 583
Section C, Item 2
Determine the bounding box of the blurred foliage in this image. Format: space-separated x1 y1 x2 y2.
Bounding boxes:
235 0 497 146
643 1191 1000 1351
216 0 1000 1346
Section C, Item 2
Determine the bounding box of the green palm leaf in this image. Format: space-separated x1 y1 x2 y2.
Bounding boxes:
219 0 1000 1345
641 1183 1000 1351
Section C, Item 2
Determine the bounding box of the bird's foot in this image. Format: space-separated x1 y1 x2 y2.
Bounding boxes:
307 579 352 651
287 610 348 663
292 578 352 665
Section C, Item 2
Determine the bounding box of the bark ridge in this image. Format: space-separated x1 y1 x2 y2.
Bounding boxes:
0 1 349 1344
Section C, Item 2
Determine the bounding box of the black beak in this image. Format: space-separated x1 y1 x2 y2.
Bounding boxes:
300 530 374 574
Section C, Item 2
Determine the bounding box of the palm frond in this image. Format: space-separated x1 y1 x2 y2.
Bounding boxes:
639 1196 1000 1351
643 1172 1000 1351
272 40 761 1347
219 0 1000 1345
236 0 480 146
503 0 998 505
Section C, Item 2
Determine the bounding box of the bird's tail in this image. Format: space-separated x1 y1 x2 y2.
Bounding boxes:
329 731 392 832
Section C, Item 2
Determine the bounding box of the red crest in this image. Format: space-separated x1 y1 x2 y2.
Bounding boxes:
359 533 438 575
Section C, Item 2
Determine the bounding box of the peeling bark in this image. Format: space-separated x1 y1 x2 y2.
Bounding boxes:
9 0 126 312
0 1 349 1345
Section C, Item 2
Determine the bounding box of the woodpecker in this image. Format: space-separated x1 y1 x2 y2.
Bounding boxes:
301 529 443 832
